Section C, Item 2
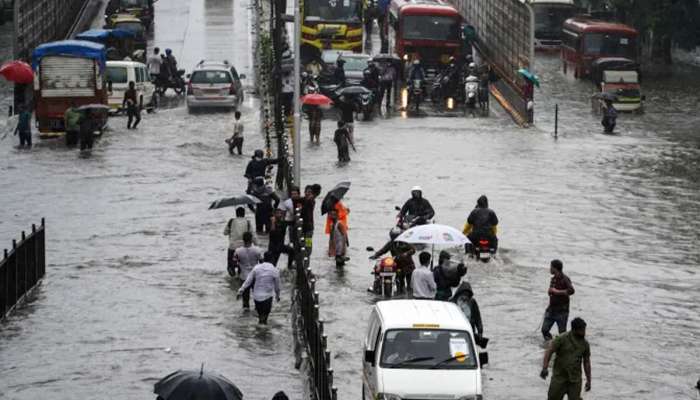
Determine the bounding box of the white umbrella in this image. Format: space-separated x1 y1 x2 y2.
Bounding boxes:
395 224 470 246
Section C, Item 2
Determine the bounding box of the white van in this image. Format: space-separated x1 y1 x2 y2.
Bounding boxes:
105 60 156 114
362 300 488 400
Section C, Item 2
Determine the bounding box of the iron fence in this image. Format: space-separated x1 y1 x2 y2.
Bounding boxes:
1 218 46 319
292 209 338 400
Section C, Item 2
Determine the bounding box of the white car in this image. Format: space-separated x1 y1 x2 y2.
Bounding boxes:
362 300 488 400
105 60 157 114
186 60 245 112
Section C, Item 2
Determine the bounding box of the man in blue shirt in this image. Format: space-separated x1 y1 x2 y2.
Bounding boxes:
14 104 32 148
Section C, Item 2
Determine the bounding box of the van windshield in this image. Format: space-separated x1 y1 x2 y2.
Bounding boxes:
380 329 477 369
106 66 128 84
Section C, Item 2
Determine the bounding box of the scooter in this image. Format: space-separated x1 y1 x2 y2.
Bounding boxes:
156 69 186 96
464 75 479 116
407 79 423 112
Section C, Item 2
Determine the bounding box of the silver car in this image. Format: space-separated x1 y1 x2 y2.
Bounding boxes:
186 61 245 111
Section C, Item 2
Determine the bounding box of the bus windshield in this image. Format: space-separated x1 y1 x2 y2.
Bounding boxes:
121 0 149 7
584 33 636 58
402 15 459 41
304 0 361 22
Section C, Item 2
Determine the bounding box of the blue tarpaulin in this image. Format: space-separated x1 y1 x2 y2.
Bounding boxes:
32 40 107 71
75 29 135 41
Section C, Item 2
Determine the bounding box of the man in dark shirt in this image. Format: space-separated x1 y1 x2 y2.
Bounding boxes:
123 81 141 129
542 259 575 341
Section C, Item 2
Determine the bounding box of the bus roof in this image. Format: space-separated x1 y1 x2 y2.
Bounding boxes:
390 0 460 17
375 300 471 332
563 17 638 36
32 40 107 71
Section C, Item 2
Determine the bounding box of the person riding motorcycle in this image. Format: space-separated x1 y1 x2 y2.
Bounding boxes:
334 58 347 87
408 59 426 82
463 195 499 252
163 48 178 78
369 227 416 294
399 186 435 226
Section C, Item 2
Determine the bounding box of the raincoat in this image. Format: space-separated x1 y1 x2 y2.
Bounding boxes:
325 201 349 234
450 282 483 336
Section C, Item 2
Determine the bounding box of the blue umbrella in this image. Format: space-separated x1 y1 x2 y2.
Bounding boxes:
517 68 540 87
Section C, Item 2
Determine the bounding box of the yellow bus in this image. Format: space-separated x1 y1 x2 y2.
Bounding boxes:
301 0 364 54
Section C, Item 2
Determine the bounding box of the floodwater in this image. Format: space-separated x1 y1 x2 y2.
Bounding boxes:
1 3 699 400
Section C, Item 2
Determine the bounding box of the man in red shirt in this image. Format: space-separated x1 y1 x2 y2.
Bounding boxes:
541 259 575 341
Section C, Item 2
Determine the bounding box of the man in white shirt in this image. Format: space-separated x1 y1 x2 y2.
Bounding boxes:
233 232 263 309
224 207 257 274
277 186 302 245
238 252 281 324
147 47 162 80
411 252 436 299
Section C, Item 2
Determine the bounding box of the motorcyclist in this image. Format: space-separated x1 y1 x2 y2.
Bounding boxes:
164 48 178 76
399 186 435 226
362 61 381 104
334 58 347 87
602 99 617 133
408 59 425 82
463 195 499 252
244 149 280 193
369 227 416 294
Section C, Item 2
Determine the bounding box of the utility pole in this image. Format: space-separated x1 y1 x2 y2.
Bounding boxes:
292 0 301 185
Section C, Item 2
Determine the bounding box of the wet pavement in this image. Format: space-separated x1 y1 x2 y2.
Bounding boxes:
1 4 700 400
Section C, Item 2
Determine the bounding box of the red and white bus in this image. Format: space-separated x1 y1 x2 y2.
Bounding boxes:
561 17 639 78
388 0 462 70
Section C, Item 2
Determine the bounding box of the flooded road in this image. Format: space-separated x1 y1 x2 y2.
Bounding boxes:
301 54 700 400
1 4 699 399
0 1 304 399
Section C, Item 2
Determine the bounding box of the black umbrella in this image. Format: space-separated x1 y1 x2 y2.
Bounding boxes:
209 194 261 210
372 53 401 63
154 366 243 400
337 86 371 96
321 181 351 215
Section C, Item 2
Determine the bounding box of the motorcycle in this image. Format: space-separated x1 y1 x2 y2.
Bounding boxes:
155 69 186 96
407 79 423 112
366 249 397 298
394 205 425 231
464 75 479 116
359 90 375 121
465 237 496 263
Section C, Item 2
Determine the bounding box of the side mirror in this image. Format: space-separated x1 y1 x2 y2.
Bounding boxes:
478 352 489 366
364 350 375 364
394 206 401 211
186 73 191 79
366 246 375 252
240 73 246 80
108 80 113 92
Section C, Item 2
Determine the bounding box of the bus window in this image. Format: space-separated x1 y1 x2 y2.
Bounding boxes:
584 33 636 58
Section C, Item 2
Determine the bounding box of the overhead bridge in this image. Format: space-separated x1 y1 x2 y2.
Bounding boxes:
450 0 535 126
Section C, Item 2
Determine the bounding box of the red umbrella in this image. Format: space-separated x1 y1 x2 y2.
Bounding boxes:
0 61 34 84
301 93 332 106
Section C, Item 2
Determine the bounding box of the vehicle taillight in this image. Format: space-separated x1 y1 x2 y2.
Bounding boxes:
479 240 489 247
229 83 236 95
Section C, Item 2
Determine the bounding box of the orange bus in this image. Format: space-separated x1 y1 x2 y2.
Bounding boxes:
561 17 639 78
388 0 462 69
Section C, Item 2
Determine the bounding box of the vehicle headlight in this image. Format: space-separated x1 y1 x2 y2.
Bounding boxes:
377 393 402 400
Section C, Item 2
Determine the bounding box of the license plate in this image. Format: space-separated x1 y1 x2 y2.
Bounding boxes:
380 272 395 277
479 252 490 259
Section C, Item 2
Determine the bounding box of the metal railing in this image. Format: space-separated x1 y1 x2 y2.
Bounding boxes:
292 209 338 400
1 218 46 319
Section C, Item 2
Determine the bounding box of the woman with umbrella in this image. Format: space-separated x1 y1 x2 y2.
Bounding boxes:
301 93 332 144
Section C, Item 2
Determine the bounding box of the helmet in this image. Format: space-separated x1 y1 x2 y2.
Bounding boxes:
301 71 308 78
469 62 476 69
254 149 264 158
165 48 172 55
389 227 402 240
411 185 422 193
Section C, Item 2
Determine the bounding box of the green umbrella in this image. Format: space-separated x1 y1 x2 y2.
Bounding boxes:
517 68 540 87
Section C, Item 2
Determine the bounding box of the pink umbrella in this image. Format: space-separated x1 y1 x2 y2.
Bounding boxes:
0 61 34 84
301 93 333 106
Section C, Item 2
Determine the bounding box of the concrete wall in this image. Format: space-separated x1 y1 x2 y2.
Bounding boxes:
13 0 87 59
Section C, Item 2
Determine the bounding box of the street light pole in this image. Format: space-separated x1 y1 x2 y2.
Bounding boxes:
292 0 302 186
